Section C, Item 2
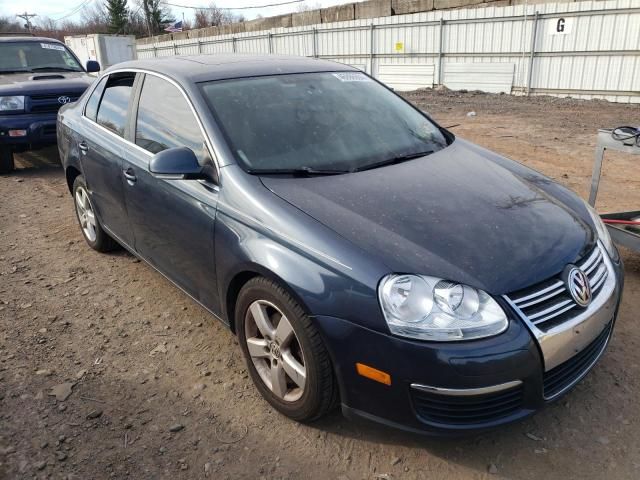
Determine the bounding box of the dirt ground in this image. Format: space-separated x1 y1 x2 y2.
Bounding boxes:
1 90 639 480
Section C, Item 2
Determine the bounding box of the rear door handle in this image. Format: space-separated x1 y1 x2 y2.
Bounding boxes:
123 168 137 184
78 141 88 154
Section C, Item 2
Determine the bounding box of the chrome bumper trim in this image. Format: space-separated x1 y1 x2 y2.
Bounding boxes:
543 325 612 401
410 380 523 397
504 241 619 371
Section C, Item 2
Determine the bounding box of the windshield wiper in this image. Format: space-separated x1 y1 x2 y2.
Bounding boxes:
30 67 81 72
353 150 434 172
247 166 350 176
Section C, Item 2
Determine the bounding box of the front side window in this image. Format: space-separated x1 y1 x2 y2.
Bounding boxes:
96 74 135 137
135 75 210 165
200 71 448 173
0 41 83 73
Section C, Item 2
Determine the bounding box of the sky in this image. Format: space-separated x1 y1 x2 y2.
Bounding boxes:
0 0 354 26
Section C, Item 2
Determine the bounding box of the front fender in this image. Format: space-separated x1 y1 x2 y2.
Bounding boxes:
213 167 391 332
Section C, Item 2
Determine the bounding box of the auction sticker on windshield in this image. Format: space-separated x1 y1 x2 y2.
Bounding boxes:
41 43 66 51
332 72 371 82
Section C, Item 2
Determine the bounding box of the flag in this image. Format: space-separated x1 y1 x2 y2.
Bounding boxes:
164 20 183 33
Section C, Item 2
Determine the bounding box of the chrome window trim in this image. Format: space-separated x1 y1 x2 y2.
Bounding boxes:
80 67 222 182
410 380 523 397
503 241 618 371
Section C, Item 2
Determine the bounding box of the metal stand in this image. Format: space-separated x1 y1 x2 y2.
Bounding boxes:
588 128 640 252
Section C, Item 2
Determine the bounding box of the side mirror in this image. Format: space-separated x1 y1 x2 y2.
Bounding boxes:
86 60 100 73
150 147 207 181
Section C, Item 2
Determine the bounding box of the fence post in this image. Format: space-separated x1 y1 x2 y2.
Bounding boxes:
268 32 273 54
197 40 202 54
369 23 375 76
526 11 539 96
312 28 317 58
232 37 236 53
437 18 444 86
153 46 157 58
173 41 178 55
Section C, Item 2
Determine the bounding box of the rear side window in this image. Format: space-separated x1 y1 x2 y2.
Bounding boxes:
96 73 135 137
135 74 210 165
84 76 107 122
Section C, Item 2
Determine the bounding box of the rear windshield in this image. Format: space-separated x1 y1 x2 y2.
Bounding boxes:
0 41 83 73
200 72 448 173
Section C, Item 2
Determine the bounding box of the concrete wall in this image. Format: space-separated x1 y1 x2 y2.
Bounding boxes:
138 0 579 45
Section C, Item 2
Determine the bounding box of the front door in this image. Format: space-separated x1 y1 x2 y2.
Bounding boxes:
122 73 220 311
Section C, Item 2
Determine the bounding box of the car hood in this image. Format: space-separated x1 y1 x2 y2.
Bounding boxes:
0 72 94 95
260 138 596 294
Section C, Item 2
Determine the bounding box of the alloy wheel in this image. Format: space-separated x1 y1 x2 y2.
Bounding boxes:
244 299 307 402
75 186 97 242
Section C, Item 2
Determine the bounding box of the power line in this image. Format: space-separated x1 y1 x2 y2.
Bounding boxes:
52 0 95 22
160 0 305 11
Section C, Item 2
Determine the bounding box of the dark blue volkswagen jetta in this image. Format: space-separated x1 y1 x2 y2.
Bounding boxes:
57 55 623 434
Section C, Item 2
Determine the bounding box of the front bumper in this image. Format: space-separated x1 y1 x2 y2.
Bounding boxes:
314 258 623 435
0 113 58 149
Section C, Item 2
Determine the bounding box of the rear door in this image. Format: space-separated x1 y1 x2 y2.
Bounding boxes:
79 72 137 247
121 73 220 310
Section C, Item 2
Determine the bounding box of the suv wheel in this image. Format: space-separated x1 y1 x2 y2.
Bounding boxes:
72 175 118 252
0 147 14 174
236 277 338 422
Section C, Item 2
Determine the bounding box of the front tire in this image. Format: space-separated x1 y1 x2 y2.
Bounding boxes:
236 277 338 422
0 147 14 174
72 175 118 252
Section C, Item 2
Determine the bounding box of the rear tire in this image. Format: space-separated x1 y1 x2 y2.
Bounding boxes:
0 147 14 174
236 277 338 422
72 175 118 252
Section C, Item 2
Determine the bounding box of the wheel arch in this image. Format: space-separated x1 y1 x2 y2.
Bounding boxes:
65 165 82 193
223 263 314 335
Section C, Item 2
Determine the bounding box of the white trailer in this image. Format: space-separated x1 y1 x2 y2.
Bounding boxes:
64 34 136 71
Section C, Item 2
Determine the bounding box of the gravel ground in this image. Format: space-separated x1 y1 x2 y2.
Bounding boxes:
1 89 639 480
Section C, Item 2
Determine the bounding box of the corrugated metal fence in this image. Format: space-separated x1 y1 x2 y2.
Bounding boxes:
136 0 640 103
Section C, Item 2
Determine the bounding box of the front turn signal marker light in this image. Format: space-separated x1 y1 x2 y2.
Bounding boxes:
356 362 391 386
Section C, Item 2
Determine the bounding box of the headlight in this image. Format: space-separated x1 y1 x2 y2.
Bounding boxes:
585 202 616 260
0 96 25 112
378 274 508 341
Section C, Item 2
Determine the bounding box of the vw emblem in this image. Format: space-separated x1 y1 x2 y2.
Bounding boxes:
58 96 71 105
564 266 591 307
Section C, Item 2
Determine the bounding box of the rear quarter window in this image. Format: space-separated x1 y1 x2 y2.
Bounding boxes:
84 76 108 122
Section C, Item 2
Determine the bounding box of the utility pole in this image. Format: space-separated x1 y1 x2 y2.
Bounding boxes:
16 12 37 32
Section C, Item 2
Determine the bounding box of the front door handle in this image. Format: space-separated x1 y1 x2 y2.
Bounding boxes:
123 168 137 184
78 141 88 154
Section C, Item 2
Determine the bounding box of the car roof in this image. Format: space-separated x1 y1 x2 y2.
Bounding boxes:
0 36 64 44
107 54 357 83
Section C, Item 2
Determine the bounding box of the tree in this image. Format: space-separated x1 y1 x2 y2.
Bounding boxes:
141 0 174 35
193 3 244 29
0 15 28 33
106 0 129 34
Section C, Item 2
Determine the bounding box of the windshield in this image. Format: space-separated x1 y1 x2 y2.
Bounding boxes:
200 72 448 173
0 41 83 73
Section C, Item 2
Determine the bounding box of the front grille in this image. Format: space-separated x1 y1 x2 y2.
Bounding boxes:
543 322 611 399
29 93 80 114
506 245 608 331
412 385 524 426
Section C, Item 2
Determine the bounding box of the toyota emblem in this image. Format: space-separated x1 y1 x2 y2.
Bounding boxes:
565 266 591 307
58 96 71 105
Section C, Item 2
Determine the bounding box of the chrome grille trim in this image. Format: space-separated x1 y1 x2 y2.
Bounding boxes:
502 241 618 372
531 302 576 325
504 243 609 332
